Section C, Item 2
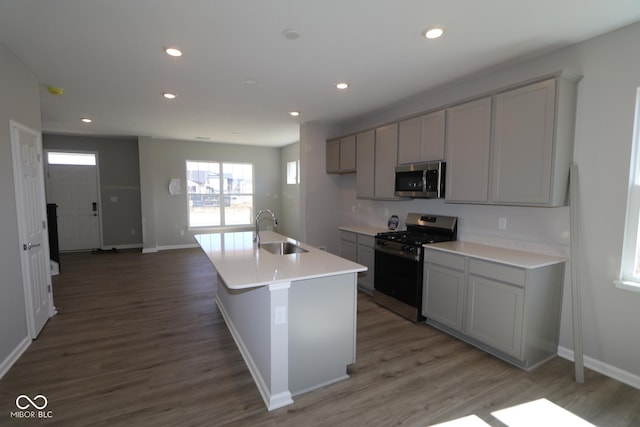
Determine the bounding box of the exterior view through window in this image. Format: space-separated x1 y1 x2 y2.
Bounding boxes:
186 161 253 228
618 88 640 290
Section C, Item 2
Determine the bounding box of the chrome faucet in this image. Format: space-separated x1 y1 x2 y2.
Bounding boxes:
254 209 278 246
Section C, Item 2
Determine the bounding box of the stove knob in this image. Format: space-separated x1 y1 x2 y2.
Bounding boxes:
402 245 414 253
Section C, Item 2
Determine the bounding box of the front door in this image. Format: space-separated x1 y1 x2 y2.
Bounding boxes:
10 120 54 338
46 155 100 251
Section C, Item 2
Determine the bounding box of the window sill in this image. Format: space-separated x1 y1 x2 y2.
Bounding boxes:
613 280 640 292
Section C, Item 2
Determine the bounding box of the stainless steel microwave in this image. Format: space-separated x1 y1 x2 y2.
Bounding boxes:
394 162 445 198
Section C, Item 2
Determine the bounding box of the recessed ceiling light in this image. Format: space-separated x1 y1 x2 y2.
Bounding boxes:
422 27 445 39
163 92 177 99
282 29 300 40
289 111 300 117
245 79 257 85
165 47 183 57
336 82 349 90
81 117 92 123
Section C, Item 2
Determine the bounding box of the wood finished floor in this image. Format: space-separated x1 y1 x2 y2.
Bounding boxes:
1 248 639 426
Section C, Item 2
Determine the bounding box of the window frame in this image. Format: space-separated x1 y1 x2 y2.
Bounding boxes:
186 160 254 230
616 88 640 292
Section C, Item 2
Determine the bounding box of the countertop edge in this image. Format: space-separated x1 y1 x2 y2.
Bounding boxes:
423 241 567 269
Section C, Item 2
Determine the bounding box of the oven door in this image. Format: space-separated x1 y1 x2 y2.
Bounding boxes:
373 248 424 321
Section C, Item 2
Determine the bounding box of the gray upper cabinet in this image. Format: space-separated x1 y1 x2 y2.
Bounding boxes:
445 97 493 203
398 110 446 165
445 73 580 206
491 77 577 206
356 130 375 199
326 138 340 173
374 123 400 200
326 135 356 174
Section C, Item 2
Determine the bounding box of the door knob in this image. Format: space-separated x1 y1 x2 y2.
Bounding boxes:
23 242 41 250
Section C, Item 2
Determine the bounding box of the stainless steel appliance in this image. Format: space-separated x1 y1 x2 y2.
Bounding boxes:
394 162 445 198
373 213 457 322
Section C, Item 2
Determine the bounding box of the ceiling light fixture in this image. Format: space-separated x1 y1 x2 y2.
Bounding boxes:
336 82 349 90
81 117 92 123
165 47 183 57
289 111 300 117
245 79 257 85
422 27 445 39
282 29 300 40
163 92 177 99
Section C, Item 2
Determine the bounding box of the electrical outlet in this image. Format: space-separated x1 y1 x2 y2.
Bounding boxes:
498 217 507 230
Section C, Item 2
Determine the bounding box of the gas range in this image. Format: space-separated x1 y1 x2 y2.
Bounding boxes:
375 214 457 261
373 213 457 322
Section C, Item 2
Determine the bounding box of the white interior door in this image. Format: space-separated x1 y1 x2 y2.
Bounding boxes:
47 162 100 251
10 120 54 338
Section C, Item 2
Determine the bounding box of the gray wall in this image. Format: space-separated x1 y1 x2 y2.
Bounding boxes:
0 42 42 370
303 21 640 384
279 142 302 241
138 137 282 251
43 134 142 248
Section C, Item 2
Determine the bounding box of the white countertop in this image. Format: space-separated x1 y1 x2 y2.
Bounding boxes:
195 231 366 290
424 241 567 269
338 225 389 236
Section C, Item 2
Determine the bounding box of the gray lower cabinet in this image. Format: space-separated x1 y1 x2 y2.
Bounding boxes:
339 230 375 294
423 247 565 370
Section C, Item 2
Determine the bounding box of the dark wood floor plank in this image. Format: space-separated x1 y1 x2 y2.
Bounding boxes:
0 248 638 426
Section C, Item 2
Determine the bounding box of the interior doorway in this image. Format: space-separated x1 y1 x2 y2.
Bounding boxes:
10 120 55 338
45 151 102 251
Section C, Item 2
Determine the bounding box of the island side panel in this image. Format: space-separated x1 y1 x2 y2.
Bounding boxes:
288 272 357 395
215 275 293 409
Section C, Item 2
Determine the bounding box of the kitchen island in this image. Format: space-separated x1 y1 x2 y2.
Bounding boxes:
195 231 366 410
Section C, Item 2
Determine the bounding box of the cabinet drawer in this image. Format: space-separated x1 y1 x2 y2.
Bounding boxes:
425 249 465 271
358 234 375 247
340 230 357 243
469 259 525 286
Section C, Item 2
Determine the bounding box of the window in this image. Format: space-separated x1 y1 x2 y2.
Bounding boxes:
617 89 640 291
287 160 300 184
186 161 254 228
47 151 96 165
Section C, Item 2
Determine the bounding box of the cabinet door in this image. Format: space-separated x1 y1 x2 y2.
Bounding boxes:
466 274 524 358
492 79 556 204
423 263 466 332
357 237 375 294
326 139 340 173
356 130 375 198
339 231 357 262
398 116 421 165
445 97 492 202
421 109 446 161
374 123 399 199
340 135 356 172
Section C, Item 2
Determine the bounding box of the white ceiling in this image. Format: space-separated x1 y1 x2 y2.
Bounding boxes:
1 1 639 147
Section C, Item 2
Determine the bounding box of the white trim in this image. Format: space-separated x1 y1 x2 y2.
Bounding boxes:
613 279 640 292
215 295 293 410
100 244 143 251
156 243 199 251
558 346 640 390
142 247 158 254
0 336 30 380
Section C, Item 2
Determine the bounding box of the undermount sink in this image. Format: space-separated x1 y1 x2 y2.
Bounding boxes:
260 241 309 255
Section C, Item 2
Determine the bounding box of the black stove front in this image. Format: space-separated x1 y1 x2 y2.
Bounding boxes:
373 213 457 322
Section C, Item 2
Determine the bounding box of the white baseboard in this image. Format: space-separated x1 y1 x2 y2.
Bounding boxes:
101 243 142 250
156 243 199 251
141 247 158 253
0 336 30 380
558 346 640 390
